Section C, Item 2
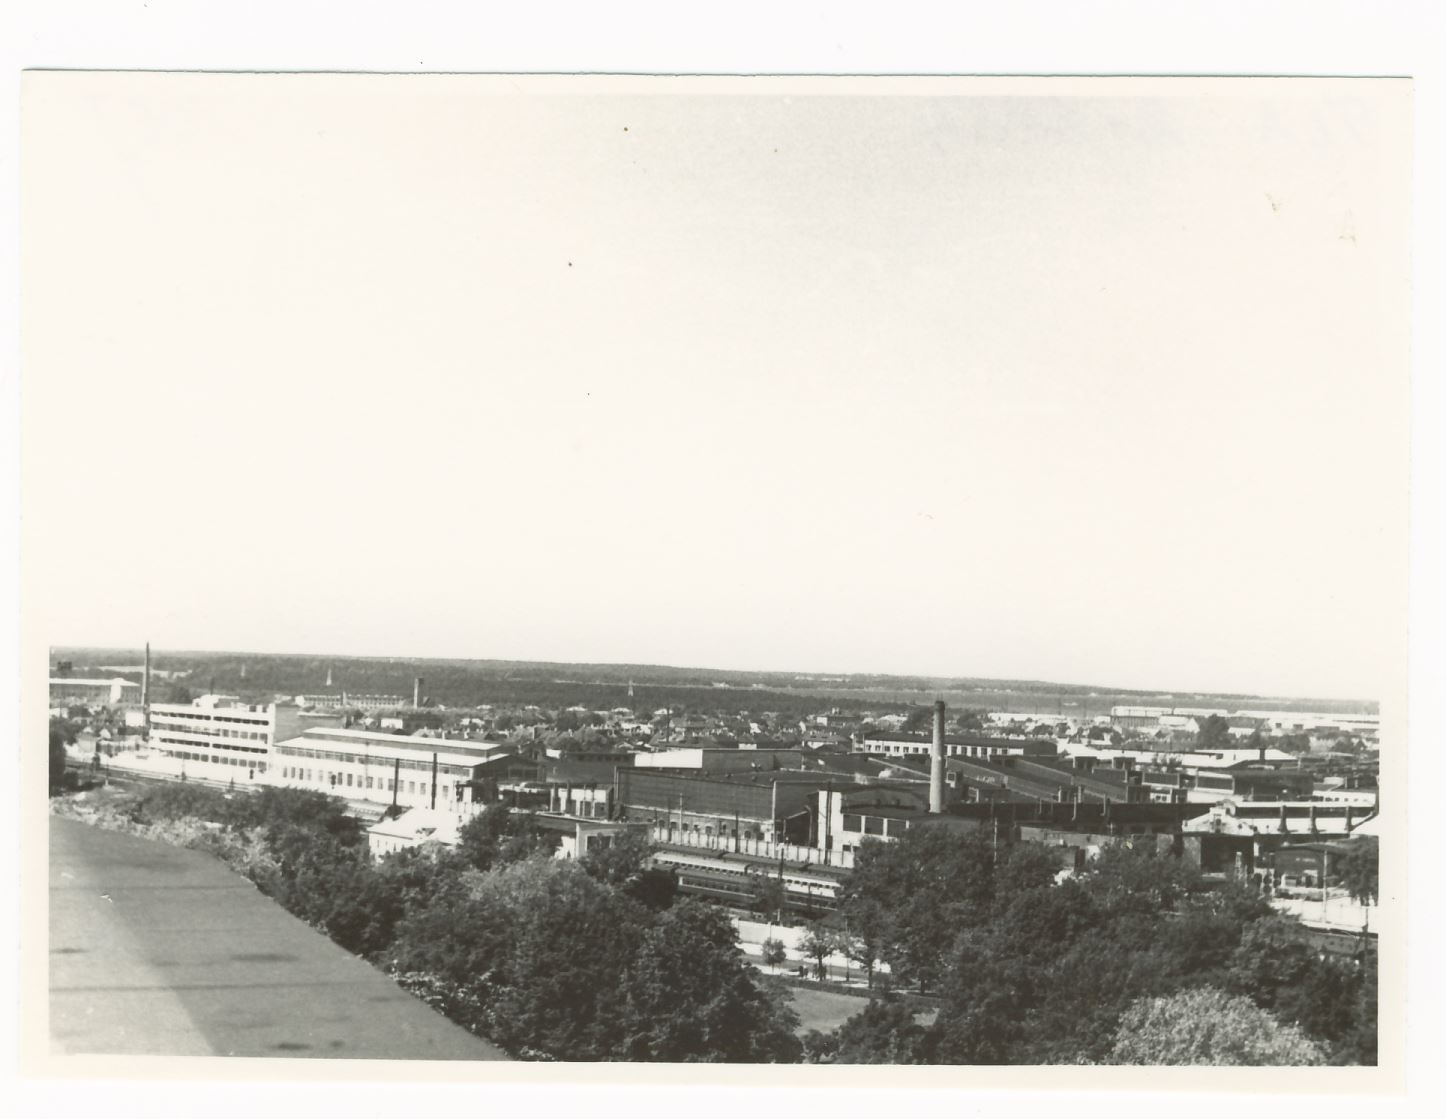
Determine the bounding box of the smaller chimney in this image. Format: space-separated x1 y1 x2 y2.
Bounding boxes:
414 677 423 708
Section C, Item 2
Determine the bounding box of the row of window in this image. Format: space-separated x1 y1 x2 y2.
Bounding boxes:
657 856 838 894
840 813 908 837
276 744 467 776
278 764 463 800
162 748 267 772
153 722 267 743
154 711 269 724
874 743 1011 758
153 734 267 755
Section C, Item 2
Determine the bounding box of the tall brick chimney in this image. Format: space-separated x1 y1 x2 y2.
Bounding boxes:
929 700 946 813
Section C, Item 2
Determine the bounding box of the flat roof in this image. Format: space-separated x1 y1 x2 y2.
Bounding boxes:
275 735 488 770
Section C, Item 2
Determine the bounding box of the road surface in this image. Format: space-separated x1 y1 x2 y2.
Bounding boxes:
49 815 507 1060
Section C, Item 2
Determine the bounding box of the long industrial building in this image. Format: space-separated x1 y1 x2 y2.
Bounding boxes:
266 726 515 816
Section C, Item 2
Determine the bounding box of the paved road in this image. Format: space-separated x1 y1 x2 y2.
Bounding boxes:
49 816 507 1060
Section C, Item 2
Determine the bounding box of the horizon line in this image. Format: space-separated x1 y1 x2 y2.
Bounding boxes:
47 642 1379 709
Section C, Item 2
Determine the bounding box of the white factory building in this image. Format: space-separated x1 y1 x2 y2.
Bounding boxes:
266 726 506 816
148 695 281 780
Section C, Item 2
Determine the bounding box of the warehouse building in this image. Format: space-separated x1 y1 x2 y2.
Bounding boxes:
267 726 505 815
857 730 1058 761
616 768 824 845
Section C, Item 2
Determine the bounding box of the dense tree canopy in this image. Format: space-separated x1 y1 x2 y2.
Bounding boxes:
828 834 1368 1066
622 900 801 1062
1110 987 1326 1065
838 826 1060 994
455 805 556 871
51 776 1377 1066
818 996 931 1064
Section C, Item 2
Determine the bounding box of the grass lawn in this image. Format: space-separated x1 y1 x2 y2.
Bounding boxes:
785 985 873 1035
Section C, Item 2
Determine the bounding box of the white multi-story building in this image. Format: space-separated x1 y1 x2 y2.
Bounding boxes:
50 676 143 708
267 726 498 815
148 695 278 779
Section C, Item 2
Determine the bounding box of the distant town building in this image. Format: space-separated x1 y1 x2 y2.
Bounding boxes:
49 676 142 708
857 730 1057 761
294 693 406 711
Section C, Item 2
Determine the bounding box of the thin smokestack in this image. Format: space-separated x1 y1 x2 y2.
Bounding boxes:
414 677 423 708
142 641 151 738
930 700 946 813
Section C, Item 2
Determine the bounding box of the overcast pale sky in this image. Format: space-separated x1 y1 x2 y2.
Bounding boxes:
23 76 1410 701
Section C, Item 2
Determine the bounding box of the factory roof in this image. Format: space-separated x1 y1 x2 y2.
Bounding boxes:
275 735 492 771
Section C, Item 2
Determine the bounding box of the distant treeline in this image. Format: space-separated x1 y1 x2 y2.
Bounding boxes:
52 648 1377 717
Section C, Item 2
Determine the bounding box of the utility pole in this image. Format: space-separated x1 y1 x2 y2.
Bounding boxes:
777 846 785 925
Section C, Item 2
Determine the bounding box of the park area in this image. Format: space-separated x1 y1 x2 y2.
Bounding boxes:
778 981 938 1037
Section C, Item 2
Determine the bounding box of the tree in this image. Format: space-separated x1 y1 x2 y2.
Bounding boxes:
900 707 934 735
1336 836 1379 907
391 857 648 1060
455 805 555 872
953 708 988 733
841 893 893 990
580 831 677 911
799 920 840 980
760 937 788 973
839 827 1000 994
1110 987 1326 1065
1080 841 1206 916
621 900 802 1062
226 785 362 846
828 997 931 1064
1196 715 1232 751
1225 917 1374 1062
49 723 70 793
748 868 787 922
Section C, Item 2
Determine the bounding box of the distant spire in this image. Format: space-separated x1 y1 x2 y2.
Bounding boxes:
326 665 333 688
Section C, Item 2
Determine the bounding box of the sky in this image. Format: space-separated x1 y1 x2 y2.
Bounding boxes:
22 75 1411 702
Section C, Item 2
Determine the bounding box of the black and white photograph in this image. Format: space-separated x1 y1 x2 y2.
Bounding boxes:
17 63 1418 1091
